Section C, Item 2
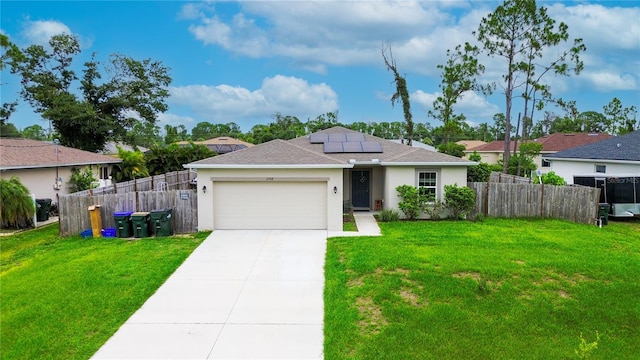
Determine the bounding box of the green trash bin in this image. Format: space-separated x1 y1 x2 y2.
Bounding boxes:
113 211 133 238
598 203 610 226
131 212 151 238
36 198 52 222
150 209 173 236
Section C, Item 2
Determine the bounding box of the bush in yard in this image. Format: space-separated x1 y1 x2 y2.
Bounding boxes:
69 166 98 193
0 177 35 228
533 171 566 185
444 184 476 220
467 162 492 182
378 209 400 222
396 185 427 220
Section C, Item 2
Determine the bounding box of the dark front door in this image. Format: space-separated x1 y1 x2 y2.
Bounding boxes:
352 170 370 209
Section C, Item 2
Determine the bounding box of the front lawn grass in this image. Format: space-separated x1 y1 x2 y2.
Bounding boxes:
325 218 640 359
0 224 208 360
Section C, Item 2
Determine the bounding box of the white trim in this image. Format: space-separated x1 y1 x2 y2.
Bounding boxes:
381 161 477 166
184 163 352 169
544 157 640 165
211 177 330 182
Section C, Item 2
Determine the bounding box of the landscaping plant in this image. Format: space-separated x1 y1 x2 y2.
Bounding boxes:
68 166 98 193
395 185 427 220
0 177 35 229
444 183 476 219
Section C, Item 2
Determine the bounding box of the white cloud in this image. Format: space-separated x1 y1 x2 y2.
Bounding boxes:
412 89 499 123
580 70 638 92
21 20 72 46
168 75 338 127
157 113 197 127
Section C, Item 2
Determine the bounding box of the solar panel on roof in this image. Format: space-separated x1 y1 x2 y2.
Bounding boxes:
309 133 328 143
323 142 344 153
328 133 347 142
346 133 365 142
361 142 383 153
342 141 363 153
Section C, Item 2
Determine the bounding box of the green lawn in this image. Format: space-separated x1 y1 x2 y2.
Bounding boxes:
324 218 640 359
0 224 208 360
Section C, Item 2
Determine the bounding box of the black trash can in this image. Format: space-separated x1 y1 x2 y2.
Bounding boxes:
150 209 173 237
113 211 133 238
598 203 610 225
35 198 52 222
131 212 151 238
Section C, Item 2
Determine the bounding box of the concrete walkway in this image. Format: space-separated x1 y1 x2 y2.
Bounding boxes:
93 214 381 359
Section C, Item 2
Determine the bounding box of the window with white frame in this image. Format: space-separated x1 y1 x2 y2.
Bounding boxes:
595 164 606 173
417 170 438 201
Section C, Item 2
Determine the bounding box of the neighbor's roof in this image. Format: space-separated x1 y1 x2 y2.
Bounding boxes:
467 132 612 153
456 140 486 150
186 126 473 168
177 137 254 155
0 138 122 170
545 130 640 162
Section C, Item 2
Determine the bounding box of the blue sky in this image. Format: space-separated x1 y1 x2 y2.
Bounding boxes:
1 1 639 133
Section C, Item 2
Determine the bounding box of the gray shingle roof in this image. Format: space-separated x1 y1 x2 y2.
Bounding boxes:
545 130 640 162
186 126 473 168
0 138 122 170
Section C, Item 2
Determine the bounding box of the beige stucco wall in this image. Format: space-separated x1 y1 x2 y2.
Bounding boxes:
195 167 344 231
383 165 468 219
1 165 112 203
1 167 74 202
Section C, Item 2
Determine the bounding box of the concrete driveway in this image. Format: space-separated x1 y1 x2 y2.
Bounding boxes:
92 230 327 359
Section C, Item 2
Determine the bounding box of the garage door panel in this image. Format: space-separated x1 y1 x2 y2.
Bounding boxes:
213 182 327 230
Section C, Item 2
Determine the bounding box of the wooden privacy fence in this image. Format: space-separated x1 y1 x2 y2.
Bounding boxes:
70 170 196 196
59 190 198 236
489 172 533 184
468 182 601 224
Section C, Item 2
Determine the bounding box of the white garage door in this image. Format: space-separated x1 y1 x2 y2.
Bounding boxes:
212 181 327 229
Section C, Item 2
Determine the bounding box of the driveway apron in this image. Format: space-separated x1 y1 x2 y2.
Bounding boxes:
92 230 326 359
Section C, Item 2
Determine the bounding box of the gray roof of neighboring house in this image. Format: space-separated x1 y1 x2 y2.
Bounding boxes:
545 130 640 162
187 126 473 168
0 138 122 170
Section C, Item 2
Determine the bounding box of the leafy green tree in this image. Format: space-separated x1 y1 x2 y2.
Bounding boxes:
16 33 171 152
576 111 608 133
603 97 638 135
0 34 26 124
382 45 413 145
111 147 149 182
533 171 566 185
124 120 161 148
467 162 492 182
145 143 213 176
444 184 476 220
0 122 21 137
21 124 48 140
305 111 341 133
430 44 487 144
515 141 542 177
0 177 35 229
438 142 465 158
68 167 98 193
475 0 585 174
164 124 190 144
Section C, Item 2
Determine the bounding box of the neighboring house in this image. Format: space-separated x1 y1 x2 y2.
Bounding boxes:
465 132 612 171
389 139 436 151
0 138 121 202
185 126 474 231
544 130 640 185
457 140 486 150
177 137 254 154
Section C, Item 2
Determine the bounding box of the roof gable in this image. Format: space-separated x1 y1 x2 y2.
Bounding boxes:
0 138 122 170
187 126 472 167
